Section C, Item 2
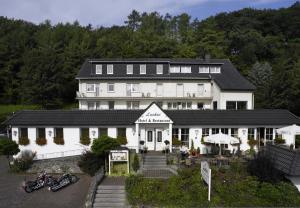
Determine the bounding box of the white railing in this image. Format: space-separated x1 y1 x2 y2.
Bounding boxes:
35 149 85 160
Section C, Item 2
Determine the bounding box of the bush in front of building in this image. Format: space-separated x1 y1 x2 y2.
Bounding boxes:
91 135 120 156
54 136 64 145
80 136 90 145
19 136 29 146
172 137 181 146
274 135 285 145
116 136 127 145
132 153 140 172
10 150 36 172
78 151 103 176
36 137 47 146
0 139 20 167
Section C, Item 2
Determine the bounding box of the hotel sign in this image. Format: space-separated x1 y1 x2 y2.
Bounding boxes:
110 150 128 161
201 161 211 201
136 103 173 124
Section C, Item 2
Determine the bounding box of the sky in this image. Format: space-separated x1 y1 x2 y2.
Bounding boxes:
0 0 298 27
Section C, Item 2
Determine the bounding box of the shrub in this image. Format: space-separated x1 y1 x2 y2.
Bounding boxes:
132 153 140 172
19 136 29 146
78 151 103 176
10 150 36 172
0 139 20 166
91 135 120 156
196 147 200 155
248 137 258 150
116 136 128 145
54 136 64 145
36 137 47 146
172 137 181 146
274 136 285 145
247 152 285 183
80 136 90 145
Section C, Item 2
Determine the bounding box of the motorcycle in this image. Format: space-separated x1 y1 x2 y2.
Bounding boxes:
23 171 56 193
49 173 79 192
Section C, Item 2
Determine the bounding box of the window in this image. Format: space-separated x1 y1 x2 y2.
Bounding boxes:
181 128 189 146
81 128 89 138
107 83 114 92
181 66 191 73
237 101 247 110
170 66 180 73
248 128 255 140
117 128 126 137
156 64 163 74
172 128 179 139
210 66 221 73
221 128 228 134
266 128 273 141
107 64 113 74
96 102 101 110
108 101 114 110
167 102 172 109
127 64 133 74
213 101 217 110
87 102 95 110
86 84 95 92
186 102 192 109
199 66 209 73
127 83 139 93
167 102 192 110
55 128 63 139
96 64 102 74
20 128 28 138
98 128 108 137
197 103 204 109
127 101 139 109
140 64 146 74
202 128 210 137
157 101 163 108
157 131 162 142
231 128 238 138
37 128 45 138
212 128 219 134
226 101 236 110
147 131 153 142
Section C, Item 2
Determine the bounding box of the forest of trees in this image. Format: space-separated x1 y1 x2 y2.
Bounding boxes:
0 2 299 115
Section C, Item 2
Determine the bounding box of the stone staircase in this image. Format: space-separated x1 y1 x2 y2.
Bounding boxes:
142 152 175 178
93 177 127 208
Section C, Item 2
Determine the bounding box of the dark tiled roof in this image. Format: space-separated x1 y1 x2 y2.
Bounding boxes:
76 58 256 91
3 109 300 126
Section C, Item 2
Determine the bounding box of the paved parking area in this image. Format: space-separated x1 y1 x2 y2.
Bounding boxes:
0 156 91 208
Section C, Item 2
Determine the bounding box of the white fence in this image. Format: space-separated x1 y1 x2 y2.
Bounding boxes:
35 149 85 160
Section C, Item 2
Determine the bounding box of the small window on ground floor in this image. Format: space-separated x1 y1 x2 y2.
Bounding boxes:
108 101 114 110
81 128 89 138
212 128 219 134
221 128 228 134
231 128 238 138
202 128 209 137
37 128 45 138
198 103 204 109
172 128 179 140
55 128 63 138
181 128 189 146
266 128 273 141
117 128 126 137
87 102 95 110
248 128 255 140
20 128 28 138
98 128 108 137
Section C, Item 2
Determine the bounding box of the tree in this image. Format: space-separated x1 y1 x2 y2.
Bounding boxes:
132 153 140 172
0 139 20 167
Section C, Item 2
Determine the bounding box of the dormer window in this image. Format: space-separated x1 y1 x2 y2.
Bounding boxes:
181 66 191 73
170 66 180 73
127 64 133 74
95 64 102 74
199 66 209 73
156 64 163 74
107 64 113 74
210 66 221 73
140 65 146 74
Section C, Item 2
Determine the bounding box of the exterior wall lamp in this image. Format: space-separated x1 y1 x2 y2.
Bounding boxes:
13 130 17 137
242 129 247 135
92 130 96 137
48 130 52 137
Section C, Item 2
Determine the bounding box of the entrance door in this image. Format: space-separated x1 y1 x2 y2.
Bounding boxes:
147 130 155 151
155 130 163 151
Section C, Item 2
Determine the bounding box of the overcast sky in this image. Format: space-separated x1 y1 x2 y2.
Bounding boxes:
0 0 298 27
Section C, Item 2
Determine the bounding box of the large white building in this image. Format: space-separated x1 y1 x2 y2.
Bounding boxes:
4 58 300 159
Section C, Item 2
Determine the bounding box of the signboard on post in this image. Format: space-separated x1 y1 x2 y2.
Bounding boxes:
109 149 129 175
201 161 211 201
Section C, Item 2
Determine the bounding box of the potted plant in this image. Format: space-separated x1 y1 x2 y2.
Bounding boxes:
164 140 170 154
139 140 145 153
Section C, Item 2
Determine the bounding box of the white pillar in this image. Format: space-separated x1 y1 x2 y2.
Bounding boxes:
169 123 173 153
135 123 139 153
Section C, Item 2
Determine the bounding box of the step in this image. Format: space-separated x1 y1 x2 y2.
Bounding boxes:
95 193 126 198
94 197 126 203
97 185 125 190
97 189 126 194
93 202 125 207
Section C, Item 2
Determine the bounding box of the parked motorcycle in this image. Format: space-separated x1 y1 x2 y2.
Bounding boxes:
23 171 56 193
49 174 79 192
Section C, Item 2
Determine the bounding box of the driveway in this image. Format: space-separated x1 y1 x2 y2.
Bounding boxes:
0 156 91 208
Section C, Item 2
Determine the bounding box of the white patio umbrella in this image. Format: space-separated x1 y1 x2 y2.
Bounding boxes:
276 124 300 148
204 133 240 155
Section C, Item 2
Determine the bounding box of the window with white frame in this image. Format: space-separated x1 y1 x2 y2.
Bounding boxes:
96 64 102 74
127 83 139 93
87 102 95 110
96 102 101 110
86 84 95 92
107 64 113 74
212 128 219 134
210 66 221 73
221 128 229 134
199 66 209 73
202 128 210 137
231 128 238 138
170 66 180 73
127 64 133 74
107 83 115 92
156 64 163 74
181 128 189 146
167 102 192 109
126 101 139 109
140 64 146 74
181 66 191 73
248 128 255 140
266 128 273 141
